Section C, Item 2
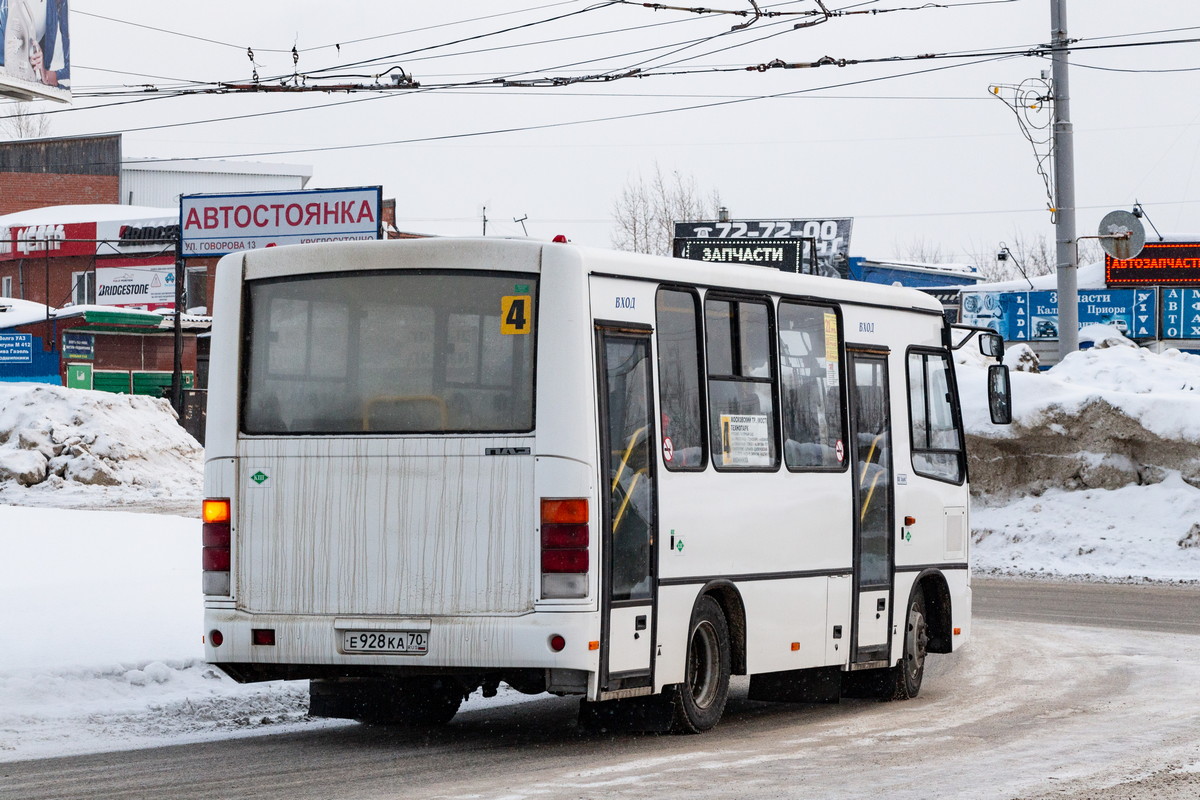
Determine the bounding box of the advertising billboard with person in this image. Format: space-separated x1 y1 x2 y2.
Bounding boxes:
0 0 71 103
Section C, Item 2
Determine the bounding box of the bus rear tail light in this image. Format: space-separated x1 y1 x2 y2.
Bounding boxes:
202 498 232 596
541 498 588 598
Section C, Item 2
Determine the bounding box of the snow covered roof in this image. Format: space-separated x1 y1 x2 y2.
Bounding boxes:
123 158 312 180
1144 232 1200 243
0 204 176 227
156 311 213 330
56 305 165 326
862 258 980 276
0 299 169 330
960 261 1108 294
0 297 53 328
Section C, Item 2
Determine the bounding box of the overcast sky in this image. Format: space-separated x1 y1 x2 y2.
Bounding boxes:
12 0 1200 263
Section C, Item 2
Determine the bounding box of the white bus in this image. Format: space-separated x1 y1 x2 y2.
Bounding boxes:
202 237 1010 733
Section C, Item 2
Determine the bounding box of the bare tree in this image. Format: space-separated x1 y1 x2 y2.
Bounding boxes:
968 229 1106 284
0 102 50 140
611 165 722 256
1077 237 1103 267
891 236 947 264
966 230 1047 283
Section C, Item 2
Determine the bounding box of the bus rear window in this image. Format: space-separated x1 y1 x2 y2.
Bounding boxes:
241 271 537 435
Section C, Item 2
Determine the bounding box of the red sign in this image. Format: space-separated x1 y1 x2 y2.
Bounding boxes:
180 187 381 257
1106 242 1200 286
0 222 97 262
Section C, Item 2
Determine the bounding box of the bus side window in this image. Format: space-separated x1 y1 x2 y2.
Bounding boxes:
655 288 706 470
778 302 845 469
704 296 779 471
907 349 965 484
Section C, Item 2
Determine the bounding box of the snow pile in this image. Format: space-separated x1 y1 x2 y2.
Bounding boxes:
0 505 532 762
0 506 323 761
959 343 1200 581
961 345 1200 497
0 382 202 510
0 660 315 762
971 474 1200 581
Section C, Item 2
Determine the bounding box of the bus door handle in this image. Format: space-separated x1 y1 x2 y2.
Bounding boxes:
635 615 647 630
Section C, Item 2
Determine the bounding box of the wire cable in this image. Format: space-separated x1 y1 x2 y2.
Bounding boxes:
100 53 1014 167
72 1 590 55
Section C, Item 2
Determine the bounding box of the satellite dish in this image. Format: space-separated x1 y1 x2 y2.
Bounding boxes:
1097 210 1146 260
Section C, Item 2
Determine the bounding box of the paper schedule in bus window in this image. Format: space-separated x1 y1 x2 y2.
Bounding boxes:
719 413 771 466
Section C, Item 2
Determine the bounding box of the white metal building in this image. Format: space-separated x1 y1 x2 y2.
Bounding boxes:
120 159 313 208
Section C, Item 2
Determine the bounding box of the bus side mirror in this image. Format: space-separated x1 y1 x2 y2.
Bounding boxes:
988 364 1012 425
979 332 1004 360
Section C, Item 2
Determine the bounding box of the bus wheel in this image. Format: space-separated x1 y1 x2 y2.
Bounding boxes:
891 586 929 701
670 595 731 734
359 677 465 727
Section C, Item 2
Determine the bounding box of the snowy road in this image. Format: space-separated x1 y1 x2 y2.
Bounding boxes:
4 581 1200 800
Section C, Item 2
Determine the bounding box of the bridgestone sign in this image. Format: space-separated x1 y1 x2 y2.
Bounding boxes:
180 187 382 257
95 259 177 310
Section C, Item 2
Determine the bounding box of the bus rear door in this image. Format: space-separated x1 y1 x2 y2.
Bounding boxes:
595 325 658 695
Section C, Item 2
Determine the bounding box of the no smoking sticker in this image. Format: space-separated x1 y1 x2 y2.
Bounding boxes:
662 436 674 463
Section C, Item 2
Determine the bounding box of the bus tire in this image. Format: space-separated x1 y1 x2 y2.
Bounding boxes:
669 595 731 734
358 677 464 727
891 585 929 701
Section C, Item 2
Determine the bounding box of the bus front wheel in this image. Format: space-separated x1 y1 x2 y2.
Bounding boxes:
670 595 731 734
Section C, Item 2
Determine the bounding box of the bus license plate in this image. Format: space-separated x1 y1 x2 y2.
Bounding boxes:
342 630 428 655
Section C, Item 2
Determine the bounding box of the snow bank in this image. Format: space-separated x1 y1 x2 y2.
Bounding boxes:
972 473 1200 581
0 506 201 670
0 382 202 510
0 505 535 762
959 345 1200 498
0 659 315 762
0 506 329 761
960 343 1200 582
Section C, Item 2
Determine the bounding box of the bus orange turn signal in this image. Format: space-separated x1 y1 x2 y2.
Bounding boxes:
203 498 230 524
541 498 587 524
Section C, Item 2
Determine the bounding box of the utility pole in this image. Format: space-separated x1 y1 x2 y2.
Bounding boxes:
1051 0 1078 359
170 239 184 415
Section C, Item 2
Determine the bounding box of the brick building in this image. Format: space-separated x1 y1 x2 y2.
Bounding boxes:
0 133 316 402
0 135 415 416
0 135 121 216
0 204 215 395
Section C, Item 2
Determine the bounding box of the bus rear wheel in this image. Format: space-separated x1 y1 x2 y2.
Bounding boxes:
356 677 465 727
891 586 929 701
670 595 731 734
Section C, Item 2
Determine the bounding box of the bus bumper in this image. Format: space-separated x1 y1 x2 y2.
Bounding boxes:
203 607 601 689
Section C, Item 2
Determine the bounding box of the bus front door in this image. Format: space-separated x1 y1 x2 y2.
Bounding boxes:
596 327 657 695
848 349 895 667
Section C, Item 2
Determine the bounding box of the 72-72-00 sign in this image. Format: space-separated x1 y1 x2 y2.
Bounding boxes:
673 218 853 279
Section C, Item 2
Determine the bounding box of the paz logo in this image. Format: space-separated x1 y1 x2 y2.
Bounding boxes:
675 539 685 553
250 471 269 485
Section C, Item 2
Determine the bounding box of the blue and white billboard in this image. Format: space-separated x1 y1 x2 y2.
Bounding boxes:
1160 289 1200 339
961 289 1157 341
0 332 33 363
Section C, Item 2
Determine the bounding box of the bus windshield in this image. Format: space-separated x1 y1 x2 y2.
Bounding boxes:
241 270 537 435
